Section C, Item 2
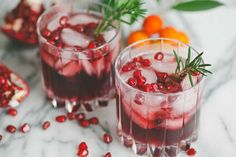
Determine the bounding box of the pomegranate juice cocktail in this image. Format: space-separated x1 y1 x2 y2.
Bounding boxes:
114 38 211 157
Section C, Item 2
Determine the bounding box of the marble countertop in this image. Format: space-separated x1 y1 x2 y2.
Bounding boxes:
1 0 236 157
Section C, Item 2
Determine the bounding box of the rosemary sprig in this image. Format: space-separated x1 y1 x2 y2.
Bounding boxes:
173 47 212 86
95 0 146 35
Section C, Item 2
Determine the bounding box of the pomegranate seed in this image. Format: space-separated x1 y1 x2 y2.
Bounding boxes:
89 117 99 125
156 72 168 80
142 84 151 92
7 108 18 116
55 115 67 123
127 77 136 87
77 149 89 156
134 94 145 105
42 28 51 37
141 59 151 67
6 125 16 133
76 113 85 121
74 24 84 32
154 52 164 61
19 123 31 133
137 77 146 87
191 71 200 76
67 112 76 121
78 142 88 150
133 70 142 78
0 76 6 84
151 83 158 92
157 83 164 90
52 31 60 41
59 16 68 26
187 148 196 156
0 134 2 141
57 42 64 49
103 133 113 144
80 120 90 128
104 152 111 157
133 57 143 63
88 41 96 49
42 121 51 130
121 64 134 72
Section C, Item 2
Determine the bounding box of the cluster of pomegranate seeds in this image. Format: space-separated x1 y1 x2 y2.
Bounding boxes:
55 115 67 123
103 133 113 144
1 0 45 44
41 15 106 50
7 108 18 116
121 52 183 94
42 121 51 130
19 123 31 133
77 142 89 157
0 64 29 108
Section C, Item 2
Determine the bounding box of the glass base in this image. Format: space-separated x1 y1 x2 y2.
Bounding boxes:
46 88 115 113
118 131 198 157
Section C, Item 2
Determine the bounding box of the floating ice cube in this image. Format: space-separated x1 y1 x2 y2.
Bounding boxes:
68 14 99 25
81 60 95 76
61 28 91 47
151 60 177 74
141 68 157 83
181 75 198 90
103 29 117 42
47 13 67 31
55 50 75 69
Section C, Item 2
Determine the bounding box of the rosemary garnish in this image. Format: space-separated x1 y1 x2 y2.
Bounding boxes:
173 47 212 86
95 0 146 35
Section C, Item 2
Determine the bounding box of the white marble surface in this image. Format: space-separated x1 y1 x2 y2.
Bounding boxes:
1 0 236 157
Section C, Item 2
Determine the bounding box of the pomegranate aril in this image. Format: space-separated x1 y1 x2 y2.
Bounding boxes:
104 152 111 157
89 117 99 125
187 148 196 156
19 123 31 133
154 52 164 61
67 112 76 121
133 70 142 78
52 31 60 41
137 77 146 87
77 149 89 156
59 16 68 26
76 113 85 121
156 72 168 80
142 84 151 92
55 115 67 123
80 120 90 128
157 83 164 90
134 94 145 105
78 142 88 150
141 59 151 67
103 133 113 144
88 41 96 49
6 125 16 133
151 83 158 92
7 108 18 116
121 64 135 72
42 121 51 130
42 28 51 37
127 77 136 87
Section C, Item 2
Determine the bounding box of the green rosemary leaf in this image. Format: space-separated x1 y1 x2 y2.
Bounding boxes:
173 50 180 73
189 52 204 66
188 72 194 87
198 64 212 67
197 68 213 74
185 47 191 68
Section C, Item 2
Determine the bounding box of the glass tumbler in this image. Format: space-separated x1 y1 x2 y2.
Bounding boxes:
37 0 121 112
114 38 204 157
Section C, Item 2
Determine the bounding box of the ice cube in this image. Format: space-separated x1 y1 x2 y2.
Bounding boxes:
181 75 198 90
81 60 95 76
151 60 177 74
47 13 67 31
54 50 75 69
61 28 92 47
141 68 157 83
103 29 117 42
68 14 99 25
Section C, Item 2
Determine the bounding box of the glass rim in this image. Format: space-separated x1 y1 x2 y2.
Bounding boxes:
36 1 121 55
114 38 205 97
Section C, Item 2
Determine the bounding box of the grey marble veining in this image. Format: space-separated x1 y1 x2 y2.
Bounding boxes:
1 0 236 157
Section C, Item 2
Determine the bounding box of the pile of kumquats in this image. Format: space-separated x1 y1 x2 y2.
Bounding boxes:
127 15 189 45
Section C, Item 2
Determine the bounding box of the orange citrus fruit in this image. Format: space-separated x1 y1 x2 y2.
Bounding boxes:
143 15 163 36
127 31 149 45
